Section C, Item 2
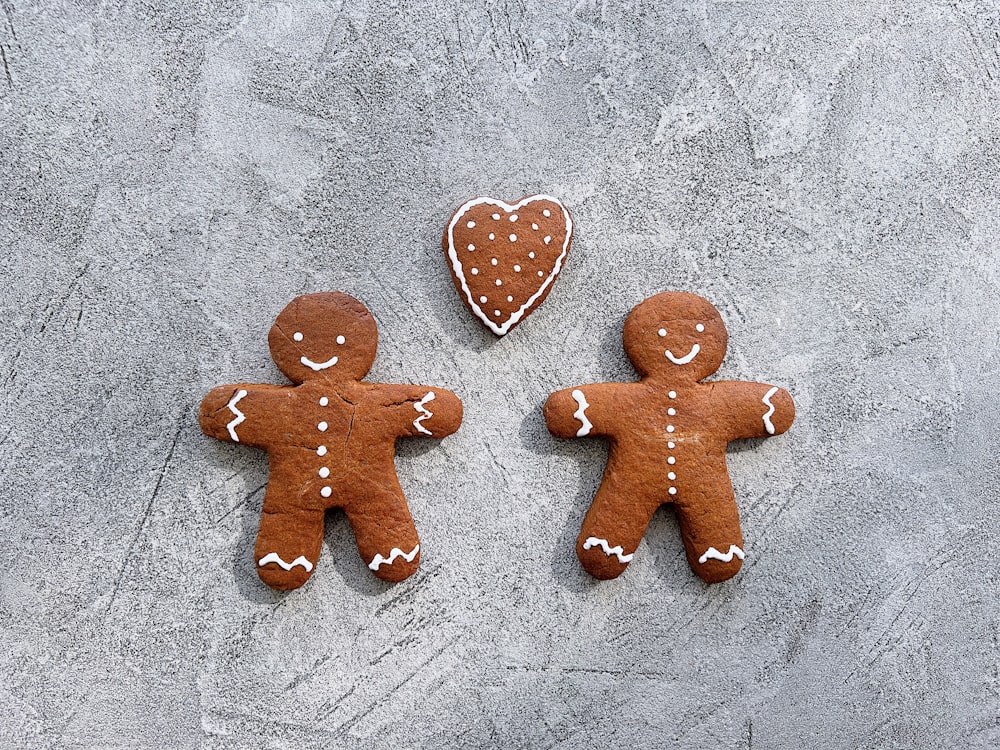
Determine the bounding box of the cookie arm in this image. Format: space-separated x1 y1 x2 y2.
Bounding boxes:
378 385 464 438
715 381 795 440
543 385 613 439
198 384 285 449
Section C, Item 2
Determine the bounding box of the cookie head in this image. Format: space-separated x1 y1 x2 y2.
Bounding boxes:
623 292 728 380
268 292 378 383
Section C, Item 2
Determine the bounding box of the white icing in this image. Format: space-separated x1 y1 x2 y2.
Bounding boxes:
413 392 436 435
301 355 338 370
658 328 666 337
492 213 500 220
317 445 327 456
489 233 495 240
319 397 329 406
509 233 517 242
467 220 475 228
698 545 745 564
446 195 573 335
528 251 535 258
668 487 677 495
667 456 676 464
668 391 677 398
320 486 332 497
761 386 779 435
667 408 676 415
532 223 538 229
665 344 700 365
479 295 487 303
513 265 521 272
468 243 475 251
543 235 551 244
510 214 518 222
471 268 479 275
667 441 675 448
318 421 328 432
668 472 676 480
491 258 498 266
495 279 502 286
336 335 346 345
543 209 551 217
368 544 420 571
667 425 675 433
258 552 314 572
494 309 501 317
582 537 633 563
570 389 593 437
696 323 705 332
319 467 330 478
506 295 513 302
226 389 248 442
293 332 303 342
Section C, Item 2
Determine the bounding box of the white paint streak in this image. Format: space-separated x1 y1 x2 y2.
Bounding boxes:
368 544 420 571
226 389 248 442
583 536 634 563
571 389 593 436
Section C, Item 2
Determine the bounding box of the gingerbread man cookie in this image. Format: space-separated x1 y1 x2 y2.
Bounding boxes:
199 292 463 590
544 292 795 583
443 195 573 335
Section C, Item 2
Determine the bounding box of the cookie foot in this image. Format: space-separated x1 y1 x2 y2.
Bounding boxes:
692 544 745 584
367 544 420 582
256 552 316 590
578 536 634 580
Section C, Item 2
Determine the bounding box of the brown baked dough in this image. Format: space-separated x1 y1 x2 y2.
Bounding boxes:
199 292 463 590
544 292 795 584
443 195 572 335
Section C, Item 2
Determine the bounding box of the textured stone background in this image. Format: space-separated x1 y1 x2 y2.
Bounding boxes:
2 1 999 747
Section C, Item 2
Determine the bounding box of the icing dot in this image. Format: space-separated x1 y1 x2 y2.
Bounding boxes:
293 332 303 342
528 251 535 259
336 335 345 345
489 233 495 240
318 421 328 432
532 223 538 230
668 391 677 398
668 442 675 448
509 234 517 242
668 487 677 495
544 235 551 244
319 467 330 478
467 244 475 251
491 258 498 266
658 329 667 337
668 472 676 480
513 265 521 272
479 296 487 303
321 486 332 498
317 446 328 456
494 310 501 317
537 271 543 277
667 408 676 416
506 295 513 302
467 220 475 228
510 214 518 222
495 279 502 286
319 397 329 406
668 456 676 465
471 267 479 275
543 209 551 217
492 213 501 220
667 425 675 433
696 323 705 332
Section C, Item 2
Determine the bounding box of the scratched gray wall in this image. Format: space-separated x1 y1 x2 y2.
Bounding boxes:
2 1 999 747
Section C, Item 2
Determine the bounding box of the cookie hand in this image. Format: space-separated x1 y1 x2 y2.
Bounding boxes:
721 382 795 440
198 384 281 448
544 386 600 438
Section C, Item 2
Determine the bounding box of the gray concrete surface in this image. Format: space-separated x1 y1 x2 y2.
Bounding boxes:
2 0 999 747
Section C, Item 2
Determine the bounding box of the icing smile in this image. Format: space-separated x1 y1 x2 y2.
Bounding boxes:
664 344 700 365
300 355 339 370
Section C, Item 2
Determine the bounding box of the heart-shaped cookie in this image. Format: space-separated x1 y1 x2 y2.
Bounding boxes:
443 195 573 335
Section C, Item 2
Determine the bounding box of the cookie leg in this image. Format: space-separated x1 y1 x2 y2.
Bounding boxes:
254 488 325 590
344 484 421 583
576 471 659 580
674 481 745 584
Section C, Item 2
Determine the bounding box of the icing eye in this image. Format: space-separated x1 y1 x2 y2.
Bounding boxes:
658 329 667 337
293 332 304 342
467 221 475 228
336 335 346 345
696 323 705 332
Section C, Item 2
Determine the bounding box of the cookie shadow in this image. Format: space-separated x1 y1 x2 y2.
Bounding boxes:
322 509 396 596
518 406 607 593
